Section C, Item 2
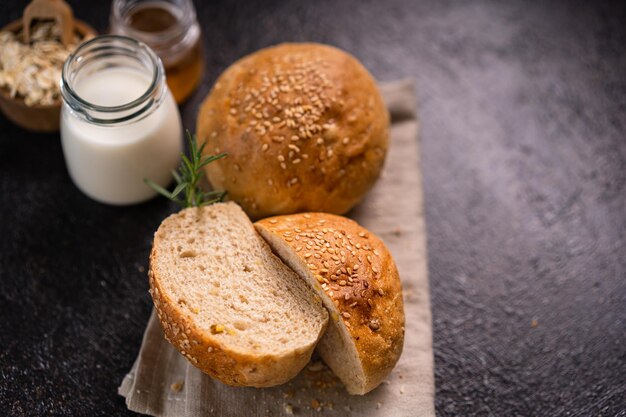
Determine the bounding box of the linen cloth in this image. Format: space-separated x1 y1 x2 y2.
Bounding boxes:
119 79 435 417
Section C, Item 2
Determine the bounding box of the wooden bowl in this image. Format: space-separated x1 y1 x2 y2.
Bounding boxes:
0 20 96 133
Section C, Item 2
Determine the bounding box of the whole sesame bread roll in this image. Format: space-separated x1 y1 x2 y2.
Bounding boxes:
149 202 328 387
197 43 389 219
255 213 405 394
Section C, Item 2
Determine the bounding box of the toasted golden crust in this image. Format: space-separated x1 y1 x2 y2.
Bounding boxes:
149 269 315 387
148 208 325 387
197 43 389 219
255 213 405 393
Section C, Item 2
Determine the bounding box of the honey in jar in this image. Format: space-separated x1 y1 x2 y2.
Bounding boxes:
110 0 203 104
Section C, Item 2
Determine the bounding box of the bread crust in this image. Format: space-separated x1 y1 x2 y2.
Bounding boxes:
256 213 405 393
148 206 326 387
197 43 389 219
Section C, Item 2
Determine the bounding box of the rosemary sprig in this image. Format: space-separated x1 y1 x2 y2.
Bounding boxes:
145 132 228 208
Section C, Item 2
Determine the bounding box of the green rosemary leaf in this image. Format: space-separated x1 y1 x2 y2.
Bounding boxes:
144 132 228 208
144 178 182 205
197 138 207 155
171 170 182 184
144 178 172 198
200 190 227 200
181 153 194 175
198 152 228 169
171 182 186 198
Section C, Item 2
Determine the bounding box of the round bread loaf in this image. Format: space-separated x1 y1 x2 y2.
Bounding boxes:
255 212 405 394
197 43 389 219
149 203 328 387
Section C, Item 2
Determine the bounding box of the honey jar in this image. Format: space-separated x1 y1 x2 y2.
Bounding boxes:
110 0 203 104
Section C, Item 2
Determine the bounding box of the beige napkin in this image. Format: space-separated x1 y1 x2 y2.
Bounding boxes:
119 79 434 417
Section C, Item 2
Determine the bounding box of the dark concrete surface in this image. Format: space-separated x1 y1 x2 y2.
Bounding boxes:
1 1 625 416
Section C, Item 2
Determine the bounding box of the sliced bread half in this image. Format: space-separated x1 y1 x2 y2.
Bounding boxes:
256 213 405 394
149 202 329 387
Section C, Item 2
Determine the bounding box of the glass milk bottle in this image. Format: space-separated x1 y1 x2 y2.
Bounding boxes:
60 35 182 205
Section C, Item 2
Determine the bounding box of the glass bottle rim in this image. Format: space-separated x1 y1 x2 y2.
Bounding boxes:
110 0 199 59
60 35 165 126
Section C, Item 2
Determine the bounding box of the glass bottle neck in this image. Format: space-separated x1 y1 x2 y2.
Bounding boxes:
60 35 166 126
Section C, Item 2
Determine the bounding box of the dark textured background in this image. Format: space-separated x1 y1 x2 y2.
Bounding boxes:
1 1 625 416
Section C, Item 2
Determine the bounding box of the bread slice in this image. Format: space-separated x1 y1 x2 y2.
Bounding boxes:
148 202 328 387
256 213 405 394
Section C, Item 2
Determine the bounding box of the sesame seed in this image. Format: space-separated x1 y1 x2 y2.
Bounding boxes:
280 162 287 170
342 137 350 145
378 288 385 296
277 155 285 162
262 143 269 152
269 219 278 224
342 312 351 319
